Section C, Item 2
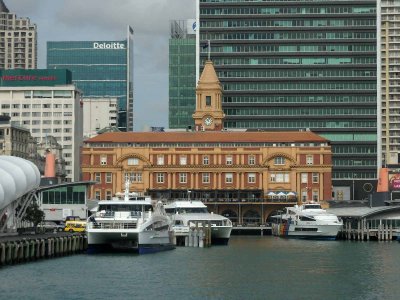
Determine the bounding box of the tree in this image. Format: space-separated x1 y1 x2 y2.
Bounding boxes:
23 202 45 228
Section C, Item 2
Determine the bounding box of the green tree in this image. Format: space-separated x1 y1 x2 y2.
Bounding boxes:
23 202 45 228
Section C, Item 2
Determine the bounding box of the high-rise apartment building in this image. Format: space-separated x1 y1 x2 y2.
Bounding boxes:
169 20 197 129
47 28 134 131
198 0 377 199
377 0 400 168
0 69 83 182
0 0 37 69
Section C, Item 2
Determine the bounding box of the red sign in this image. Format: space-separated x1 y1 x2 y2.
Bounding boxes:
1 75 57 81
50 208 56 212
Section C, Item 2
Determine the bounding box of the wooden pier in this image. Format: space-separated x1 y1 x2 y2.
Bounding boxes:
0 233 87 267
338 219 399 241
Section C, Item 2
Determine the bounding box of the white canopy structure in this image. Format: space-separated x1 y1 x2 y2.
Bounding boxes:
0 156 40 210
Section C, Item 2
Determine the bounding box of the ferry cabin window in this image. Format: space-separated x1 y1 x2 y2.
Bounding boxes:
299 216 315 221
98 204 153 212
165 208 175 214
177 207 208 214
304 204 321 209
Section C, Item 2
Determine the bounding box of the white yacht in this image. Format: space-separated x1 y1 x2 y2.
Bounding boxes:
164 200 232 245
271 203 343 240
86 182 175 254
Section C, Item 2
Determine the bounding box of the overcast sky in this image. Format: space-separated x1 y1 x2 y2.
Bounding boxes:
7 0 196 131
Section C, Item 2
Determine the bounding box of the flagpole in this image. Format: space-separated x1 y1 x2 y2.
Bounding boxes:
208 39 210 60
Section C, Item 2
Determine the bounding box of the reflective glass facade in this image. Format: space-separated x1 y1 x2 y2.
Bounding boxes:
199 0 377 181
47 40 133 131
169 38 196 129
169 21 196 129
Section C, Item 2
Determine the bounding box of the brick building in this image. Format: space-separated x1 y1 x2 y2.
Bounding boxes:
81 60 333 223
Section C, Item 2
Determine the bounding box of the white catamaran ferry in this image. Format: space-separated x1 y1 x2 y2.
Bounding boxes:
164 200 232 245
86 182 175 254
271 202 343 240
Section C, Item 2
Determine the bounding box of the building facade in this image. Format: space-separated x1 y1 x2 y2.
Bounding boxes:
0 69 83 182
0 114 35 158
82 131 333 205
0 0 37 69
82 97 118 138
198 0 377 199
377 0 400 168
47 29 134 131
169 20 197 129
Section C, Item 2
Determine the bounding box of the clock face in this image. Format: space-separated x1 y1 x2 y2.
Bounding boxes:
204 116 213 126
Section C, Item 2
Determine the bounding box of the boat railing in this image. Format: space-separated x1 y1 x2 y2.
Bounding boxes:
88 222 137 229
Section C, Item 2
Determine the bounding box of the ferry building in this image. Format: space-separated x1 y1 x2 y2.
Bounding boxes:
82 61 333 223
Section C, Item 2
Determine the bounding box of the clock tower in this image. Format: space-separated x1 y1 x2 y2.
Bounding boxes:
192 60 225 131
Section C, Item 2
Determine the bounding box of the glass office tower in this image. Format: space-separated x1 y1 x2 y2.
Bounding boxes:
169 20 197 129
47 28 134 131
199 0 377 199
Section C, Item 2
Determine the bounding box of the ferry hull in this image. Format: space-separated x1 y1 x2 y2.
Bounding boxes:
211 226 232 244
87 229 174 254
274 223 342 240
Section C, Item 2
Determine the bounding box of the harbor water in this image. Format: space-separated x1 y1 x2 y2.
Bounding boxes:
1 236 399 300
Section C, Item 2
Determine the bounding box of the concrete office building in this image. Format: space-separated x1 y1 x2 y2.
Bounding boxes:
169 19 197 129
47 27 134 131
82 98 118 138
0 69 83 182
377 0 400 168
198 0 377 200
0 0 37 69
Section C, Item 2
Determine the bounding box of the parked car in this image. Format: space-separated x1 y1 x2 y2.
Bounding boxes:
37 221 64 232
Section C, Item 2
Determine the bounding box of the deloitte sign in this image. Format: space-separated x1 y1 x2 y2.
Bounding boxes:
93 42 125 49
